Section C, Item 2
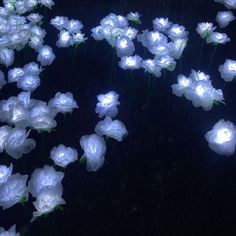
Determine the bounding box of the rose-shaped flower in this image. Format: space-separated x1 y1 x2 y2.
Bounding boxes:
8 68 25 83
48 92 78 113
95 91 120 118
0 173 28 210
196 22 216 38
80 134 107 172
169 38 188 59
31 186 66 222
153 17 172 32
168 24 188 40
0 163 13 185
56 30 72 48
206 32 230 44
37 45 55 66
119 55 142 70
95 116 128 142
115 36 135 58
50 16 69 30
142 59 162 78
216 11 235 28
50 144 78 168
218 59 236 82
17 74 40 92
205 119 236 156
171 75 192 97
28 165 64 198
154 55 176 71
127 12 141 24
0 225 20 236
65 19 83 33
0 48 14 67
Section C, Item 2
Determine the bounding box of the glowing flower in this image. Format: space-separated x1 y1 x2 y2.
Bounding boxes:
23 62 42 75
149 43 170 57
123 27 138 40
48 92 78 113
206 32 230 44
189 70 210 81
37 45 55 66
80 134 107 172
218 59 236 81
95 91 120 118
153 17 172 32
0 173 28 210
71 32 87 45
205 119 236 156
50 16 69 30
91 26 104 41
4 127 36 159
28 165 64 198
39 0 55 8
0 70 6 89
0 48 14 67
56 30 71 48
119 55 142 70
95 116 128 142
141 59 162 77
17 74 40 92
168 24 188 40
0 163 12 185
0 126 11 153
154 55 176 71
115 36 135 57
65 19 83 33
196 22 216 38
171 75 192 97
216 11 235 28
169 38 188 59
32 187 65 222
127 12 141 24
8 68 25 83
27 13 43 24
0 225 20 236
50 144 78 168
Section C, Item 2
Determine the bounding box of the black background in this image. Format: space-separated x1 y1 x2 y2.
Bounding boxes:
1 0 236 235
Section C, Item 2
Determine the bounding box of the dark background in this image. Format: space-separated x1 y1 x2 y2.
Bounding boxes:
1 0 236 235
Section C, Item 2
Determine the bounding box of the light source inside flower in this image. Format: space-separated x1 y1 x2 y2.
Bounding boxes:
101 94 114 106
228 61 236 71
61 31 70 42
195 84 206 96
150 32 161 41
179 77 191 87
118 38 128 48
215 128 233 144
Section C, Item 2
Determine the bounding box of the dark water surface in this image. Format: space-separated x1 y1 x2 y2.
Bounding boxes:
1 0 236 235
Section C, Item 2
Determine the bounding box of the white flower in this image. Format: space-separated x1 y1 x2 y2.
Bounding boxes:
27 13 43 24
50 16 69 30
8 68 25 83
153 17 172 32
91 26 104 41
127 12 141 24
95 116 128 142
56 30 71 48
205 119 236 156
0 70 6 89
48 92 78 113
4 128 36 159
80 134 107 172
168 24 188 40
142 59 162 78
0 48 14 67
65 19 83 33
149 43 170 57
0 225 20 236
0 163 13 185
206 32 230 44
219 59 236 81
169 38 188 59
71 32 87 45
0 173 28 210
119 55 142 70
116 36 135 57
39 0 55 8
196 22 216 38
154 55 176 71
17 74 40 92
0 126 11 153
171 75 192 97
37 45 55 66
28 165 64 198
32 187 65 222
216 11 235 28
189 70 210 81
123 27 138 40
50 144 78 167
95 91 120 118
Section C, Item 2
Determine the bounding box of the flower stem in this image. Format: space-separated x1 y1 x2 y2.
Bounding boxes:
208 45 218 71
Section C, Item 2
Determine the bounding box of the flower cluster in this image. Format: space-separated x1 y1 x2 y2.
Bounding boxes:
28 165 65 222
172 70 224 111
51 16 87 47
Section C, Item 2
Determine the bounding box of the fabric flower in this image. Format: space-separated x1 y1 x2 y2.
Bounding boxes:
218 59 236 81
119 55 142 70
216 11 235 28
0 163 13 185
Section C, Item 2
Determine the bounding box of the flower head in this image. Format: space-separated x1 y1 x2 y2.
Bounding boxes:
219 59 236 81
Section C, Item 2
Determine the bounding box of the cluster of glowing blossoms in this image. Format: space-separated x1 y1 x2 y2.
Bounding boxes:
28 165 65 222
218 59 236 81
205 119 236 156
0 164 28 210
172 70 224 111
51 16 87 48
214 0 236 9
196 22 230 44
0 225 20 236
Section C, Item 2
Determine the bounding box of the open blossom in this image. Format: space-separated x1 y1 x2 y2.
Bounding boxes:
154 55 176 71
37 45 55 66
39 0 55 8
216 11 235 28
153 17 172 32
127 12 141 24
205 119 236 156
28 165 64 198
196 22 216 38
206 32 230 44
27 13 43 24
80 134 107 172
48 92 78 113
169 38 188 59
171 75 192 97
4 128 36 159
0 173 28 210
119 55 142 70
50 16 69 30
50 144 78 167
95 91 120 118
65 19 83 33
115 36 135 57
168 24 188 40
95 116 128 142
218 59 236 81
0 163 13 185
142 59 162 77
0 225 20 236
32 186 66 222
0 48 14 67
